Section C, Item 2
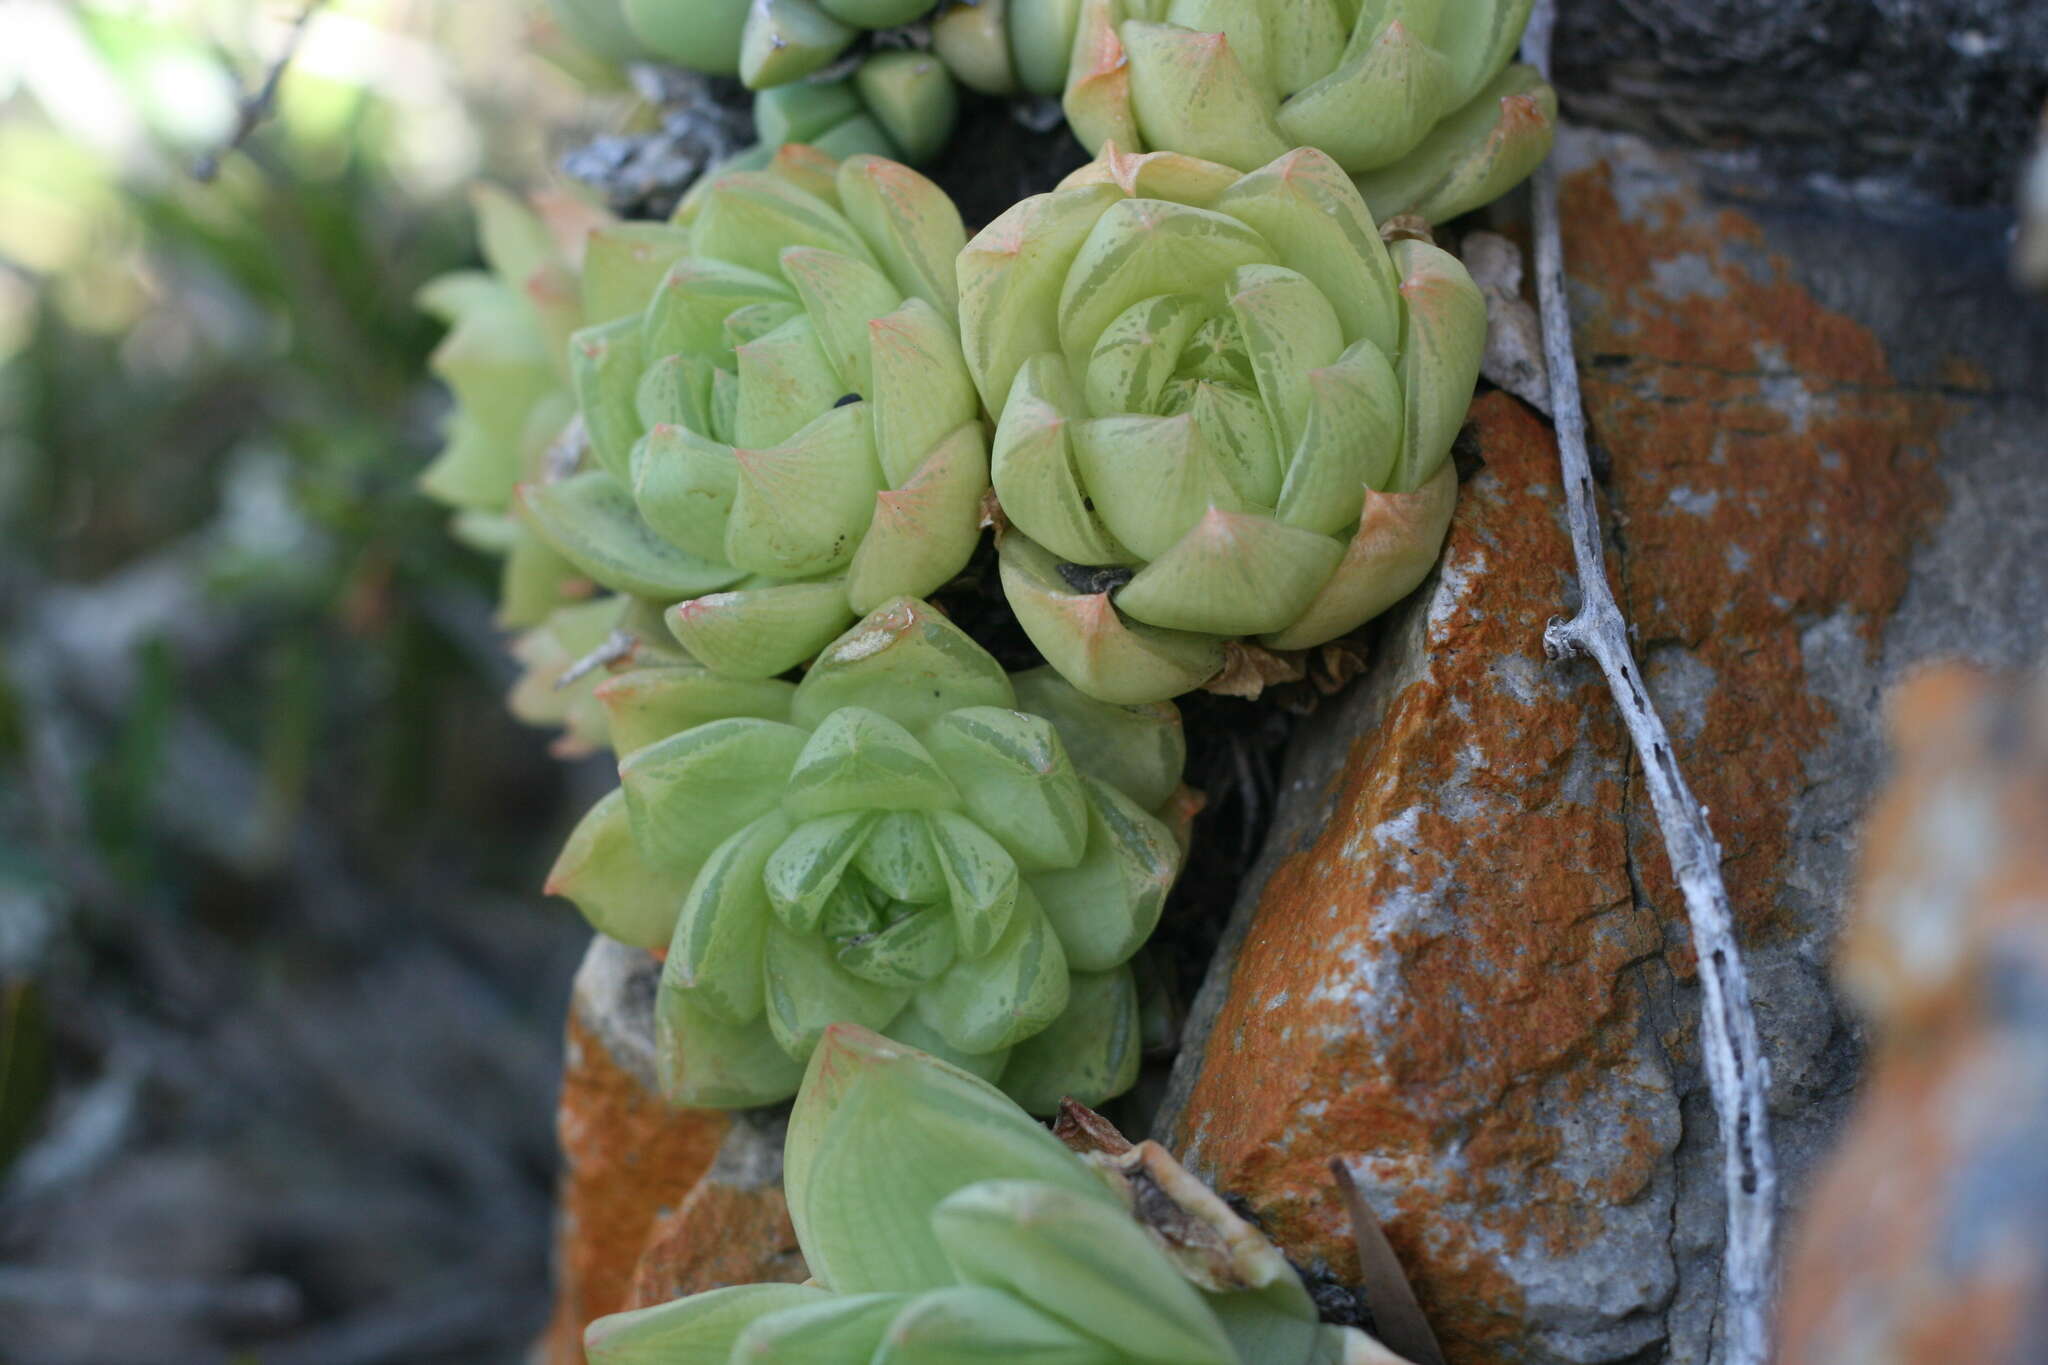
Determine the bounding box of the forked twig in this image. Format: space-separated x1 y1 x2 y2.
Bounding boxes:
192 0 326 182
1520 5 1777 1361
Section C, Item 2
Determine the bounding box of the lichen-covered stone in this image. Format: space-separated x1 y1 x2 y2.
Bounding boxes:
538 938 730 1364
1155 127 2048 1364
1777 665 2048 1363
625 1112 807 1306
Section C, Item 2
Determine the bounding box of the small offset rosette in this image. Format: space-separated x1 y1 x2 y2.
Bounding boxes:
545 599 1195 1113
583 0 1075 167
960 144 1480 704
1064 0 1555 224
585 1025 1417 1364
518 146 991 682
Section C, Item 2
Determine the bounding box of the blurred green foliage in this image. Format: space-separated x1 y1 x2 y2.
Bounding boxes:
0 0 611 1198
0 0 604 850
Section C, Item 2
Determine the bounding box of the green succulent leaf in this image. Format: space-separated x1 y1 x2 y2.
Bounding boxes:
932 1179 1239 1364
997 966 1141 1112
620 717 809 875
1008 0 1086 94
1008 667 1186 811
764 918 911 1062
925 809 1022 961
855 50 960 166
783 706 961 818
585 1283 827 1365
835 154 969 320
546 789 678 951
582 223 694 328
782 1025 1123 1294
666 812 789 1023
914 882 1068 1053
1123 19 1291 172
855 811 947 902
839 902 959 988
793 598 1016 732
933 0 1020 96
658 983 809 1107
519 471 745 600
880 1005 1010 1083
740 0 858 88
726 403 885 579
873 1286 1120 1363
924 707 1089 872
1354 61 1558 225
729 1291 910 1362
755 78 865 146
595 665 797 760
620 0 749 74
569 318 648 482
764 810 876 933
1027 777 1178 971
1387 236 1486 492
998 534 1224 705
844 423 990 614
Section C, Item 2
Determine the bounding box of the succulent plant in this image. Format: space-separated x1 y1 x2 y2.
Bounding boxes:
520 145 991 681
752 60 957 169
1063 0 1555 224
958 144 1475 703
614 0 1081 96
586 1025 1413 1365
931 0 1088 98
548 597 1193 1112
572 0 1094 167
506 596 625 759
417 185 584 600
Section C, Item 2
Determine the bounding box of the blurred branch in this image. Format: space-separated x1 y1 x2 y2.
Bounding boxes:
191 0 328 183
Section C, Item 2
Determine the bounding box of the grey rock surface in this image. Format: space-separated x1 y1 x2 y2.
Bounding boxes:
1555 0 2048 204
569 933 661 1095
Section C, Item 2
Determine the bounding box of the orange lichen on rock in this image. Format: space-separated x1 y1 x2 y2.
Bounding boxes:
537 1011 730 1365
1169 394 1663 1359
1163 133 1962 1364
626 1176 807 1308
1559 158 1948 953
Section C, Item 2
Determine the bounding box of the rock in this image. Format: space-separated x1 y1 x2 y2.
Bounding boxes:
625 1111 807 1306
1154 126 2048 1364
1777 666 2048 1363
1554 0 2048 203
536 938 730 1364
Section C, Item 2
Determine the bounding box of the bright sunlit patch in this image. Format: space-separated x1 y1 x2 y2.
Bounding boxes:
135 46 239 146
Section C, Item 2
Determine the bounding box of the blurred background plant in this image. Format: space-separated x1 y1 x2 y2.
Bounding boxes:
0 2 637 1359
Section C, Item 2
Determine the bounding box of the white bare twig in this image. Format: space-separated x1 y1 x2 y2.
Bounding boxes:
1521 6 1778 1361
556 628 636 691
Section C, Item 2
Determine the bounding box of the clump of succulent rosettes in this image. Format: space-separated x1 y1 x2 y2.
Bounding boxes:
586 1025 1414 1364
548 598 1191 1112
961 144 1478 703
1065 0 1555 224
521 145 990 682
574 0 1089 169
